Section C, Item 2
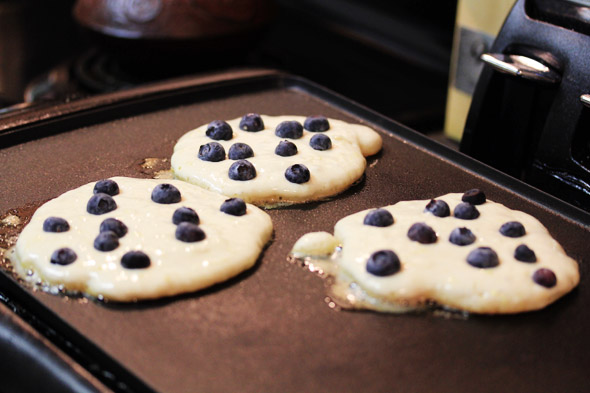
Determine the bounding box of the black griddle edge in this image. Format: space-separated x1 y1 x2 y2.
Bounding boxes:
0 69 588 393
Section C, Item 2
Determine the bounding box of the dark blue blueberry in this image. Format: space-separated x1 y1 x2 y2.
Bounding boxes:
121 251 151 269
466 247 499 268
407 222 437 244
205 120 233 141
275 121 303 139
275 140 298 157
198 142 226 162
461 189 486 205
285 164 310 184
50 247 77 265
94 231 119 252
93 179 119 196
449 227 475 246
87 193 117 215
514 244 536 263
366 250 401 276
425 199 450 217
228 143 254 160
220 198 247 216
532 268 557 288
175 222 206 243
309 134 332 151
43 217 70 233
499 221 526 237
239 113 264 131
151 183 181 204
100 218 128 238
363 209 394 227
453 202 480 220
173 207 200 225
304 115 330 132
228 160 256 181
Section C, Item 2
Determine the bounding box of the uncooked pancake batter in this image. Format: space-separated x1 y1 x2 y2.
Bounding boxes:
9 177 273 301
291 191 580 314
171 114 382 205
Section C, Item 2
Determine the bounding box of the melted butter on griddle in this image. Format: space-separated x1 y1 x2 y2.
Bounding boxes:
138 157 174 179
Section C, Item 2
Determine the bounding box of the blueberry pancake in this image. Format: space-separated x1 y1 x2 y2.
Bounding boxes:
291 190 580 314
171 114 382 206
9 177 273 301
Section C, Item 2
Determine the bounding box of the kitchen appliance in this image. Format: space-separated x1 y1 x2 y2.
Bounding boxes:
461 0 590 212
3 2 589 392
1 69 588 393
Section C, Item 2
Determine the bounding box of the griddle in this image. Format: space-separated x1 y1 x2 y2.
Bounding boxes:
0 69 588 393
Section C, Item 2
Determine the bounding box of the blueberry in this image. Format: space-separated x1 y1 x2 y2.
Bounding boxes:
239 113 264 131
453 202 480 220
93 179 119 196
363 209 394 227
514 244 536 263
205 120 233 141
100 218 128 238
449 227 475 246
466 247 499 268
94 231 119 252
407 222 437 244
304 115 330 132
366 250 401 276
532 268 557 288
175 222 206 243
228 143 254 160
425 199 450 217
220 198 247 216
43 217 70 232
499 221 526 237
285 164 310 184
228 160 256 181
275 140 298 157
87 193 117 215
275 121 303 139
151 183 182 204
172 207 200 225
50 248 77 266
198 142 226 162
462 189 486 205
121 251 151 269
309 134 332 151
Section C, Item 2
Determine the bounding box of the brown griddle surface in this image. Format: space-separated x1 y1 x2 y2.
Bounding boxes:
1 73 589 393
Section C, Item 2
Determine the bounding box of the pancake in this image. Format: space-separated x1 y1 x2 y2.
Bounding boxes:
291 190 580 314
171 114 382 206
9 177 273 301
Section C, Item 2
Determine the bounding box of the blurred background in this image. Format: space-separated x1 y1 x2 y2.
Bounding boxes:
0 0 460 136
8 0 588 212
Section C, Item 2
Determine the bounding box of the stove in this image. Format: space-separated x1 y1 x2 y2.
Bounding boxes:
0 0 456 134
